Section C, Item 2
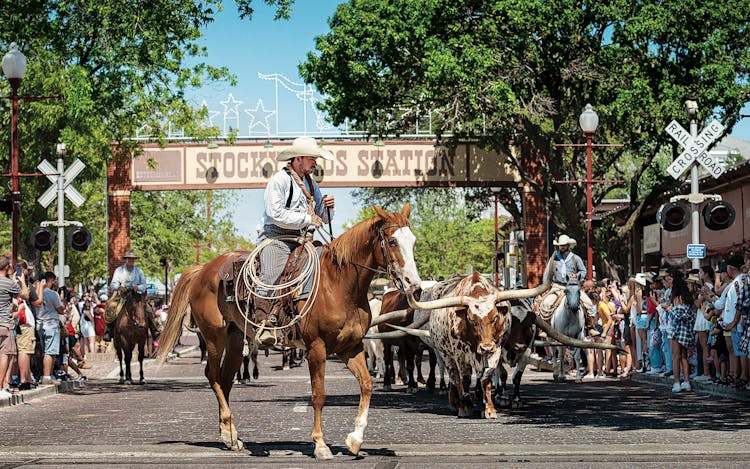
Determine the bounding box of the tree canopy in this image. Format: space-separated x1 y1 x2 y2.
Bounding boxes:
301 0 750 278
0 0 289 278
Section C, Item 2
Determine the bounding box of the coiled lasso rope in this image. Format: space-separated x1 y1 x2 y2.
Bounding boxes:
233 236 321 344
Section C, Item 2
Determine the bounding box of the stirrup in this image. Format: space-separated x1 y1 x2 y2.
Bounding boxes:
255 325 278 347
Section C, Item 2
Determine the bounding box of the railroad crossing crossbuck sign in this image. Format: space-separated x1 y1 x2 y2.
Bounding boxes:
37 158 86 208
665 119 725 179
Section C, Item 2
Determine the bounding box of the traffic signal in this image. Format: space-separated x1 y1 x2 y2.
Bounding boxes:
68 227 93 251
0 195 11 216
702 201 736 231
31 228 56 251
656 201 690 232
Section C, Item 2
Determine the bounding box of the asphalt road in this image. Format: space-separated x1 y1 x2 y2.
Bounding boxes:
2 337 750 468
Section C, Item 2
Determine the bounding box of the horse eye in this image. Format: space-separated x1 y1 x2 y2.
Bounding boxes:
388 238 398 247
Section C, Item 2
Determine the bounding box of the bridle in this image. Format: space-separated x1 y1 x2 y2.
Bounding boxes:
377 222 409 292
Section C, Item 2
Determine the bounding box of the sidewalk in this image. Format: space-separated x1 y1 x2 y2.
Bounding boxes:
0 338 200 409
529 356 750 402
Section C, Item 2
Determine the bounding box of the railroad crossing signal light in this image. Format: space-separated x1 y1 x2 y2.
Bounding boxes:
702 201 735 231
68 227 93 251
159 257 167 267
656 201 690 232
32 228 56 251
0 195 11 216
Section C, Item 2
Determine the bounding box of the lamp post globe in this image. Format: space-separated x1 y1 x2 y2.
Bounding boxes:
579 103 598 281
2 42 27 82
3 42 27 263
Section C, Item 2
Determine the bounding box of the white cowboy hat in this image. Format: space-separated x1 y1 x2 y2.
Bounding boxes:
277 137 334 162
553 234 577 247
633 274 647 287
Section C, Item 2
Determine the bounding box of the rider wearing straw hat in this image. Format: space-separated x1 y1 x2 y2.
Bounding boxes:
539 234 598 336
255 137 335 346
103 249 160 342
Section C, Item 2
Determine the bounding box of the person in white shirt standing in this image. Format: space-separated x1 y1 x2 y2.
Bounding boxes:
254 137 335 346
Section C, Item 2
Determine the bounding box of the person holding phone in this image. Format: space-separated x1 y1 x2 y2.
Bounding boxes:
0 255 29 397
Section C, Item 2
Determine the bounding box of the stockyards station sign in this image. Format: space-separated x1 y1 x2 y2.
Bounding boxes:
131 141 520 190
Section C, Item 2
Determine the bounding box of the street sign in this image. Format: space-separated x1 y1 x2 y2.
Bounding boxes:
37 159 86 207
686 243 706 259
54 264 70 278
666 119 725 179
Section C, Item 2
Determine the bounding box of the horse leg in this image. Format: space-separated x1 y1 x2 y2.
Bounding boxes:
415 345 426 386
251 344 259 380
340 350 373 457
307 340 333 460
202 326 242 451
125 346 134 384
138 339 146 384
218 326 246 448
426 347 437 392
116 343 125 385
396 345 407 385
383 343 394 391
405 341 417 394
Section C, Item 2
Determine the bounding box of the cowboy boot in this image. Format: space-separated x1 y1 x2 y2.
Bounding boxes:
253 297 278 347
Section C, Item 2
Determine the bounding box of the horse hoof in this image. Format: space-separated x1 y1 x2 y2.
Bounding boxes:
138 379 145 385
383 385 392 391
118 379 125 385
314 445 334 460
484 411 498 419
345 433 362 455
221 432 243 451
512 400 523 409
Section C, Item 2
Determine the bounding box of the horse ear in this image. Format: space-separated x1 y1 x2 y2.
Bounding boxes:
401 203 411 219
373 205 389 219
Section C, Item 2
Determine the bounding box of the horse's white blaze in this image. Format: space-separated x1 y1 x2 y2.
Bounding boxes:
394 227 421 292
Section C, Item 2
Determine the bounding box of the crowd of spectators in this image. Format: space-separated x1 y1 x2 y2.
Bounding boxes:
577 253 750 393
0 254 167 398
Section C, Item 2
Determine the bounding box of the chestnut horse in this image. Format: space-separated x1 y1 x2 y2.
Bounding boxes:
113 290 149 385
157 205 421 459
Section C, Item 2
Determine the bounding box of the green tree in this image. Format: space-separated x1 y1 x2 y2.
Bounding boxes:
301 0 750 278
353 188 498 279
0 0 293 263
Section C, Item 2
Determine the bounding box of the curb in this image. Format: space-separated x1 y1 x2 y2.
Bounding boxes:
528 356 750 402
0 378 85 409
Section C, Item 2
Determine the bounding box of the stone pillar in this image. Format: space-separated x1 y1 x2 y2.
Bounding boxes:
107 156 132 280
523 185 548 286
520 144 548 287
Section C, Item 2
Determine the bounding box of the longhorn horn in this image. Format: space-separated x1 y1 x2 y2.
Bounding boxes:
495 258 554 303
366 331 408 340
385 323 431 339
369 308 412 327
406 292 473 310
534 316 620 351
366 314 430 340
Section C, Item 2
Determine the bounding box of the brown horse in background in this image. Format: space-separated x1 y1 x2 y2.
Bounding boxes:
158 205 422 460
113 289 149 385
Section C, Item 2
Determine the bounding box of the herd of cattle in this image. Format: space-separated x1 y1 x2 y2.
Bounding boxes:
236 269 611 419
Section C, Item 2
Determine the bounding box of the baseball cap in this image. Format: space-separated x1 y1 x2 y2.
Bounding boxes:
727 255 744 269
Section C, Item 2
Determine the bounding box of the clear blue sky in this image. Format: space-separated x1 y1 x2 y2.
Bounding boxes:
190 1 750 241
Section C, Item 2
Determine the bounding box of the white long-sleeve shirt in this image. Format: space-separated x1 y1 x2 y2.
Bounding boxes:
261 168 332 231
109 264 147 293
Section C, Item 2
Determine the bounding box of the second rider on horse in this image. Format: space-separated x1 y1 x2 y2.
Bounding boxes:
254 136 335 346
539 234 598 336
103 249 160 342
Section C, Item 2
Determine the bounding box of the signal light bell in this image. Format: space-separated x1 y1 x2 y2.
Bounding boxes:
68 227 93 251
32 228 56 251
702 201 735 231
657 202 690 232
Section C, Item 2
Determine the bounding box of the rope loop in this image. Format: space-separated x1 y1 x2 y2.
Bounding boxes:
234 236 321 334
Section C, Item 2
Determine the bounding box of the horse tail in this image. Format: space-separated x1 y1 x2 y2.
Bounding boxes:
156 264 203 367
